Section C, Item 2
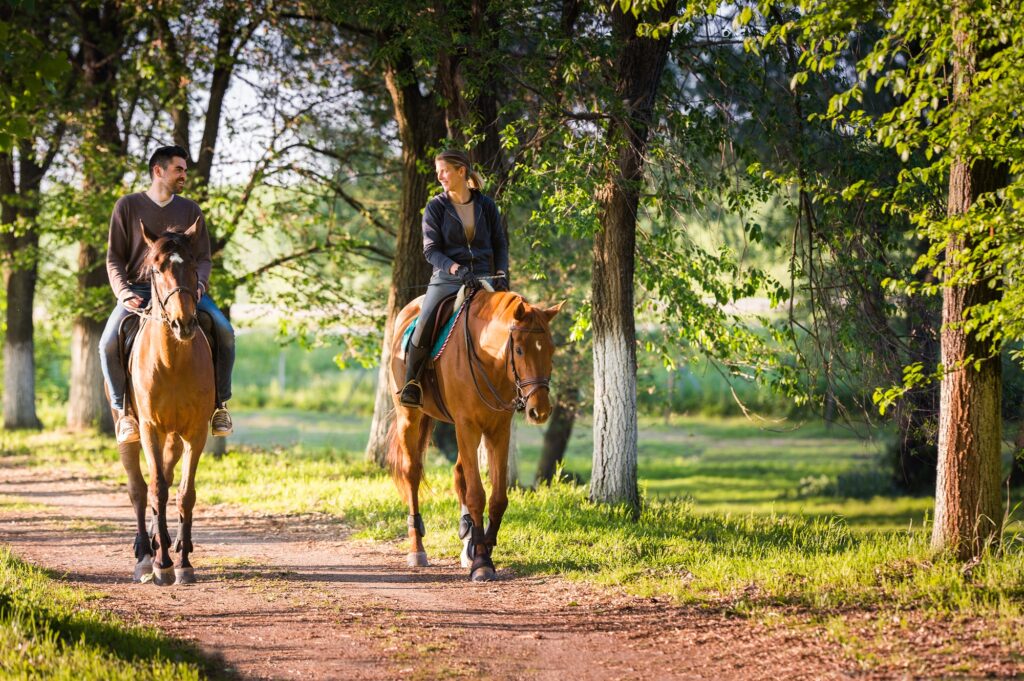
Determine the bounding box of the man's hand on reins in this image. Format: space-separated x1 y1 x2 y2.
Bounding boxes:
122 295 144 310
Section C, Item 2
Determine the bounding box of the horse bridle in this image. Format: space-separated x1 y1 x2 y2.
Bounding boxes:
464 299 552 413
147 264 197 325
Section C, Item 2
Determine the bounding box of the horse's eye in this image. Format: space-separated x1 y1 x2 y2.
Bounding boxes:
516 346 523 356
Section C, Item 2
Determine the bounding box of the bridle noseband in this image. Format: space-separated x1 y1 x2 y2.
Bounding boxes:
465 296 552 413
133 263 196 326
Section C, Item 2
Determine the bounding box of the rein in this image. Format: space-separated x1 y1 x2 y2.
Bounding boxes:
464 295 551 413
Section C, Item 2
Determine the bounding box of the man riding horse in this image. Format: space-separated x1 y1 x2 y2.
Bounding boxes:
100 145 235 444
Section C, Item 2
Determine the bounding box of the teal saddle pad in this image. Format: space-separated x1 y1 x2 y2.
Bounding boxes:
401 304 462 360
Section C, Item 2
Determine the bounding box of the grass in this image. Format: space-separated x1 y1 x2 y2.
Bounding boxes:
0 547 213 680
4 417 1024 634
230 410 932 531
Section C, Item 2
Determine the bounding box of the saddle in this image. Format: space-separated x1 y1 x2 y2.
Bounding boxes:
118 309 217 407
400 294 464 362
399 292 473 423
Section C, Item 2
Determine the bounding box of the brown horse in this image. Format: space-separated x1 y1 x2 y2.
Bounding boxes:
388 289 561 581
114 219 215 586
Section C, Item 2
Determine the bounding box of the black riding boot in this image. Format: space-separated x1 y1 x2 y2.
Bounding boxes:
399 342 430 408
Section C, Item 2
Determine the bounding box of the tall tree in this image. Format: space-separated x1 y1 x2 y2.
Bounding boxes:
0 4 70 429
783 0 1023 556
589 2 676 513
931 17 1006 554
65 1 130 432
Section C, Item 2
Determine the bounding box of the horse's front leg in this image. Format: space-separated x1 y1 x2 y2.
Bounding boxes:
118 439 152 582
454 422 494 582
174 432 205 585
481 419 512 558
141 425 174 585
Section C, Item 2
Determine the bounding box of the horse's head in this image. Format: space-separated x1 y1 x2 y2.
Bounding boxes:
140 218 201 342
507 298 563 425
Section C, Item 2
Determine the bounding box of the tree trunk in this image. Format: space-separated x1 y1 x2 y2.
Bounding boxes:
66 2 124 433
67 243 113 432
932 220 1004 557
365 53 444 466
1 151 43 429
588 3 674 515
536 390 578 485
930 9 1007 557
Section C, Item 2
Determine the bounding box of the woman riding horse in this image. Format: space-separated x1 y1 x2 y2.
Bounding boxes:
398 150 510 408
389 151 563 581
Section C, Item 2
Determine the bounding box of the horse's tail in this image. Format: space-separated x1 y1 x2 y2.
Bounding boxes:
386 414 435 503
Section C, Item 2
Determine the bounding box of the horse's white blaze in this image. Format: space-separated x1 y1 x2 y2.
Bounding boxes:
535 340 542 351
169 253 184 264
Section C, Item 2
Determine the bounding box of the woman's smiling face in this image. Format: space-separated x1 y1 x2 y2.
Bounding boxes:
435 159 466 192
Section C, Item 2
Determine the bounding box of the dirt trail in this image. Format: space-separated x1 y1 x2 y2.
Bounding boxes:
0 459 955 680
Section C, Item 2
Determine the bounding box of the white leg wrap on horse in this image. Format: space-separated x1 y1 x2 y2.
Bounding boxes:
132 555 153 583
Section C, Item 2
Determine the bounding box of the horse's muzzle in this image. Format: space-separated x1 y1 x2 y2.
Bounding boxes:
171 316 199 341
526 404 551 425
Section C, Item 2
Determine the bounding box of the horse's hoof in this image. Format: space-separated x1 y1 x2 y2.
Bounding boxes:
132 555 153 583
406 552 429 568
470 566 497 582
174 567 196 585
152 564 175 586
460 540 473 569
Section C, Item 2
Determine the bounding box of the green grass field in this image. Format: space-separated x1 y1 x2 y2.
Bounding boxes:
230 410 933 531
4 411 1024 637
0 548 210 680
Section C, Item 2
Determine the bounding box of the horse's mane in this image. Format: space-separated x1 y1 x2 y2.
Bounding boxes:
473 291 550 332
144 230 192 268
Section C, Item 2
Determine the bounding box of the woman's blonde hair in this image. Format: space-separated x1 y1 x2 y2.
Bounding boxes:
436 150 485 190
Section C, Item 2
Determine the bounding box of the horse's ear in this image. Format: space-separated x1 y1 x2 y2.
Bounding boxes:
513 301 528 321
183 216 201 241
539 300 565 322
139 219 157 249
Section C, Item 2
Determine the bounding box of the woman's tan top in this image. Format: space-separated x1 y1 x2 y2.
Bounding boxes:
453 199 476 243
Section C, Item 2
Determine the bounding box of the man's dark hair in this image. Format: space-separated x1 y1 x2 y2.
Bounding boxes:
148 145 189 178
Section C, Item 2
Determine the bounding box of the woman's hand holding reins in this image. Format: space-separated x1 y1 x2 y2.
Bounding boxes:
456 266 479 289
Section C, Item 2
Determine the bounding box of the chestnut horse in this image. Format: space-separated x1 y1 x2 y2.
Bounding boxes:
114 220 215 586
388 290 561 581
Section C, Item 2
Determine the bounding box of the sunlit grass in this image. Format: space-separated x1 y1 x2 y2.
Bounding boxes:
0 548 209 680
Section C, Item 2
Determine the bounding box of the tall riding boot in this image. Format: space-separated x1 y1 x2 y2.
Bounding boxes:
399 342 430 408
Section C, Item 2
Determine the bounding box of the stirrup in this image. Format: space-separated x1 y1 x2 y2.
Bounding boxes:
399 380 423 408
116 414 140 445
